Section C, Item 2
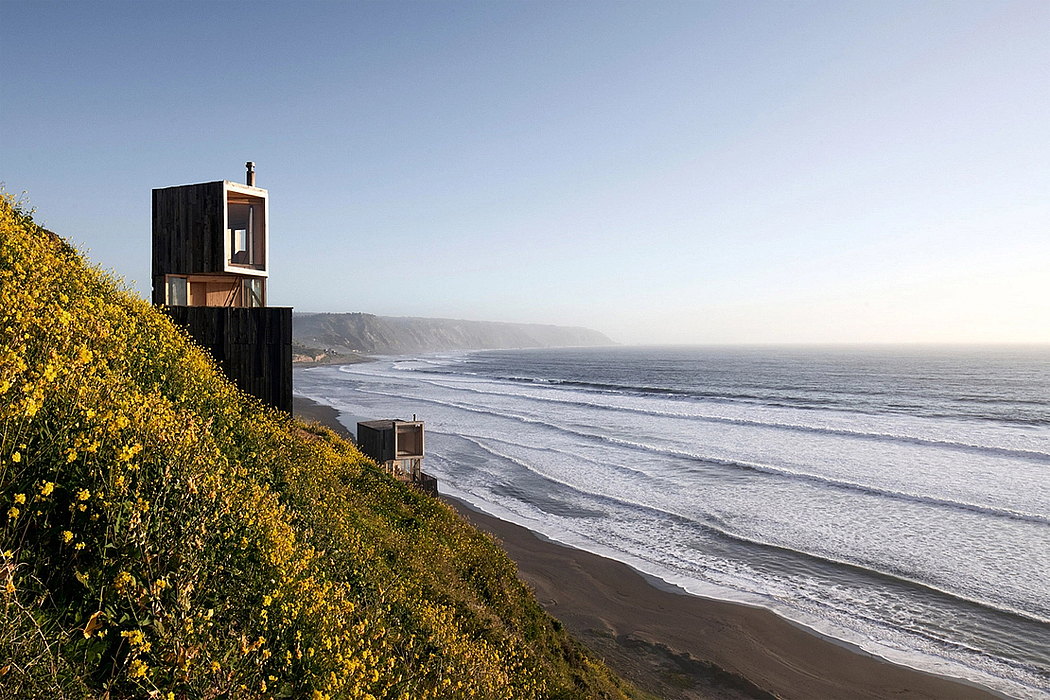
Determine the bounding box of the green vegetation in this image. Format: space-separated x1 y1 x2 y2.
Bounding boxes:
291 340 363 366
292 313 614 356
0 193 632 699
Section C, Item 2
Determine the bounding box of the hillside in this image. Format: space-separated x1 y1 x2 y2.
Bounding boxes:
0 193 633 699
293 312 614 355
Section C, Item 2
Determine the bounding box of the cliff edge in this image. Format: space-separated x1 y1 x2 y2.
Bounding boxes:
294 312 614 355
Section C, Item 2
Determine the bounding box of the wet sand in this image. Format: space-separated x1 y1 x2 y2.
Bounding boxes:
294 395 1003 700
293 394 356 441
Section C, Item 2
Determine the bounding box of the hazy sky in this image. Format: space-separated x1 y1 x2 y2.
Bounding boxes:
3 1 1047 345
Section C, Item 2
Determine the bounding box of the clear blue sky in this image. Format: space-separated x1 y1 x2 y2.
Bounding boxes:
3 1 1047 344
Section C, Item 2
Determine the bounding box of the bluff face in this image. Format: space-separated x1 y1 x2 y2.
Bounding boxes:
294 312 614 355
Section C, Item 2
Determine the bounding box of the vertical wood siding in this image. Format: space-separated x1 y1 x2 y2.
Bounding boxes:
151 182 225 303
162 306 293 412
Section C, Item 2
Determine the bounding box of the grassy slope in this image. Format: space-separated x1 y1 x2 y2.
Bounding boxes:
0 194 633 699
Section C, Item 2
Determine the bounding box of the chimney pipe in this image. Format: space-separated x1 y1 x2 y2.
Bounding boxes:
246 162 256 187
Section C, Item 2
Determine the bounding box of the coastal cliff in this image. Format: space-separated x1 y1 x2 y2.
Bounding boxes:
294 312 614 355
0 194 631 699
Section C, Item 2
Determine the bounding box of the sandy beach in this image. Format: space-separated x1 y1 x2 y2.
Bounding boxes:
294 395 1004 700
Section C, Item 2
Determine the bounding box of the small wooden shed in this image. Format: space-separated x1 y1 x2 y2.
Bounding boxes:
357 420 436 495
152 163 292 412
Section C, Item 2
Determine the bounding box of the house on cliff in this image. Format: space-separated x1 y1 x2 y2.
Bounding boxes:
152 163 292 412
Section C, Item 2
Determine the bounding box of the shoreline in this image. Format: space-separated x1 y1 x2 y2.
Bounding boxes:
293 395 1005 700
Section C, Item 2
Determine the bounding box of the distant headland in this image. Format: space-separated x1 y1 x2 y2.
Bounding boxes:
292 312 614 359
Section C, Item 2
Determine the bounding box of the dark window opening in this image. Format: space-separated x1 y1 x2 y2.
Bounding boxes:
228 203 255 266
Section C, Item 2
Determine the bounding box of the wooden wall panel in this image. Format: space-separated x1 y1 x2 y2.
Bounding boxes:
152 181 226 303
162 306 292 413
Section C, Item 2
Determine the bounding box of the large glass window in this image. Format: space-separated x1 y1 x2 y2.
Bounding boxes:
228 203 255 265
167 276 187 306
243 278 264 308
395 423 424 458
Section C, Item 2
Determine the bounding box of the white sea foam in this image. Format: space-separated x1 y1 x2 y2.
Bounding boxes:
297 347 1050 698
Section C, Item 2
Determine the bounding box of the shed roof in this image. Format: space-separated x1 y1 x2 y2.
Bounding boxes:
358 420 399 430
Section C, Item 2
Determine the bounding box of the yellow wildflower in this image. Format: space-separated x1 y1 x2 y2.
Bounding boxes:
13 494 25 505
39 481 54 496
114 571 133 591
61 531 73 544
10 452 20 463
7 507 19 520
77 488 90 501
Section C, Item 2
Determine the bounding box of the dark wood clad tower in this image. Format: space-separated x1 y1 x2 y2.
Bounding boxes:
152 163 292 412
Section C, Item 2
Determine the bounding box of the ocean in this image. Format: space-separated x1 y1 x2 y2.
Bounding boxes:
294 346 1050 699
